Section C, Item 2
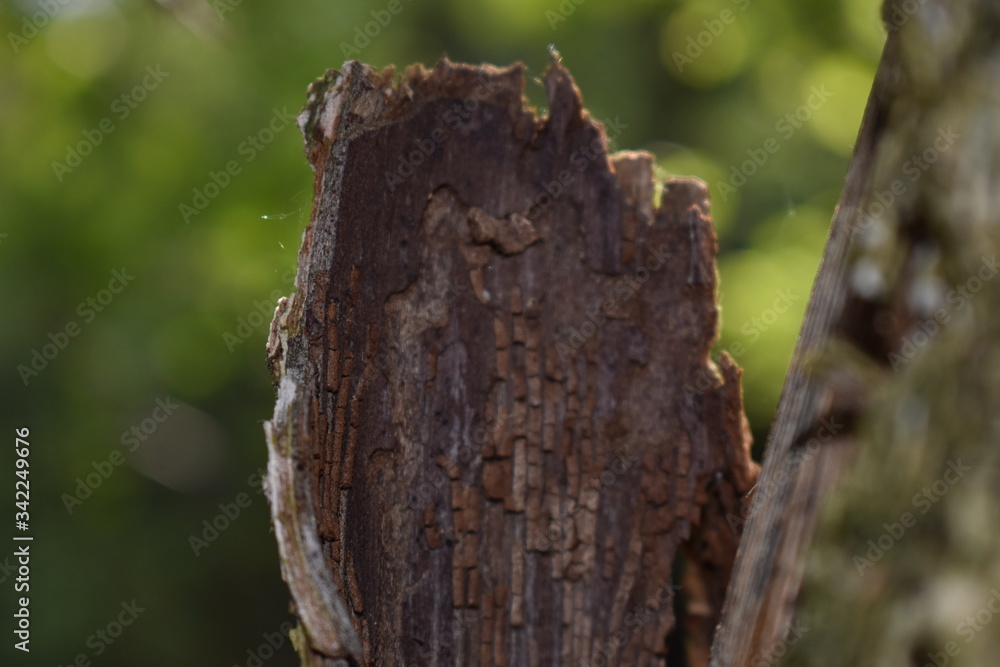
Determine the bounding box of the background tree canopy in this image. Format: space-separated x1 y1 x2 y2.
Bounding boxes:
0 0 881 663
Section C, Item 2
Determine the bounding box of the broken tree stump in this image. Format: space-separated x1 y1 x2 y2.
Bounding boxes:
264 55 757 666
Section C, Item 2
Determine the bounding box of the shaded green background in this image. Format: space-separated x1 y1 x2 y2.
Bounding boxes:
0 0 882 664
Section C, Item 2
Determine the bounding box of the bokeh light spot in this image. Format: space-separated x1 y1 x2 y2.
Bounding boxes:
801 55 875 156
661 1 751 88
44 8 129 79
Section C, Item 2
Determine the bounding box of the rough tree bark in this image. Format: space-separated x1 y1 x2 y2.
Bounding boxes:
264 56 757 666
711 1 1000 665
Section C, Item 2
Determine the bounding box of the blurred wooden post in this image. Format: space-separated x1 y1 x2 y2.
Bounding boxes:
711 1 1000 665
706 35 898 667
265 56 757 665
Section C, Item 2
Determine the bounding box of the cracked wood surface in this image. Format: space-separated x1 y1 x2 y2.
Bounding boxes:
266 56 756 666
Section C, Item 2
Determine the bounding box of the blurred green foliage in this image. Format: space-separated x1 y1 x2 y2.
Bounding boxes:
0 0 881 663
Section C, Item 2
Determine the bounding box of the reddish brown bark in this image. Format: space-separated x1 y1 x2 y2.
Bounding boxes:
265 56 757 666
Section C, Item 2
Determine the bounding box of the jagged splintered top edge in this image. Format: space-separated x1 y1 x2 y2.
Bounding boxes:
296 52 563 159
293 52 709 214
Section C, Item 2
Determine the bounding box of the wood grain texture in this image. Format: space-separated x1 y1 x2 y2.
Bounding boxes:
266 56 757 666
778 1 1000 664
714 2 1000 664
707 31 901 667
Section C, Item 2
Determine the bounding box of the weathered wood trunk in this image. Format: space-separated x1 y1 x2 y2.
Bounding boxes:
711 2 1000 665
264 57 757 666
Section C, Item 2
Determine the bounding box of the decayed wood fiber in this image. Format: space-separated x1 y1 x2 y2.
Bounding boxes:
266 55 757 666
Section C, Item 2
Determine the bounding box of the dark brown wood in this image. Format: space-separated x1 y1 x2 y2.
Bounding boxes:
265 56 757 666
